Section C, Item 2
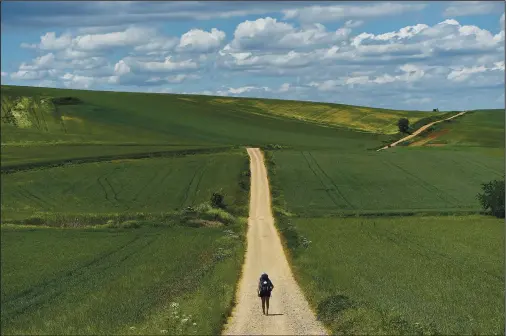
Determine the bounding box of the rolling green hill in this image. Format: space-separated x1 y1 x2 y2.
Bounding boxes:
205 97 443 134
1 85 442 152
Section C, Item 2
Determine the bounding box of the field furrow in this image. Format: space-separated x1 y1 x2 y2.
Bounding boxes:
300 151 343 208
382 159 460 207
304 151 354 209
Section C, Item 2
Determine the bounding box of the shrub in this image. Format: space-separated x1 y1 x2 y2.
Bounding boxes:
211 192 226 209
477 178 505 218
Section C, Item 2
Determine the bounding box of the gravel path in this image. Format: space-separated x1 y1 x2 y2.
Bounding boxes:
222 148 328 336
377 111 467 151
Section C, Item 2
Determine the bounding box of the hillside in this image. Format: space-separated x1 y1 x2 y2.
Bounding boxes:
408 109 505 148
206 97 443 134
1 85 440 149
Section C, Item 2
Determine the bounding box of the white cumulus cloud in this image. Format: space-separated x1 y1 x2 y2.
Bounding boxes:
177 28 226 53
228 17 350 51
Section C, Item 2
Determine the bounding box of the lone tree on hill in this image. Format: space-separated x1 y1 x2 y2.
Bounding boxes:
477 178 505 218
397 118 410 133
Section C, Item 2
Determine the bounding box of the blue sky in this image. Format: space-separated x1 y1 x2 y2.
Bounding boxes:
1 1 504 111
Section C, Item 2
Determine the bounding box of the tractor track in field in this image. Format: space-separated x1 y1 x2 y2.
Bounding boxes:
2 233 159 321
17 186 54 209
382 159 461 206
104 175 131 211
301 151 354 209
180 162 208 208
191 159 210 206
95 167 122 208
307 151 355 209
97 173 115 207
300 151 341 208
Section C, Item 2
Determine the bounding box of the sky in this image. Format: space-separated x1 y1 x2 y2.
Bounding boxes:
1 1 504 111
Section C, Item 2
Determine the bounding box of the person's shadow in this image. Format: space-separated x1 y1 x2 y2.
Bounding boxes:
266 313 284 316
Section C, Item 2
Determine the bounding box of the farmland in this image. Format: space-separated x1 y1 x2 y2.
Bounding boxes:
269 149 504 217
284 216 504 335
409 109 505 148
1 83 504 335
1 148 250 335
1 151 248 221
264 103 504 335
1 224 244 335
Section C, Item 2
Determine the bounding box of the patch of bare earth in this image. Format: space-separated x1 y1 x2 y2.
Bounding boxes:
410 129 449 147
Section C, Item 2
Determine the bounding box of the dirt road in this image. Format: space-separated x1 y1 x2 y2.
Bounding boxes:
222 148 328 336
377 111 467 151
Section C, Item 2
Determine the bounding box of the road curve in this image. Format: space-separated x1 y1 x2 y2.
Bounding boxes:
377 111 467 151
222 148 328 336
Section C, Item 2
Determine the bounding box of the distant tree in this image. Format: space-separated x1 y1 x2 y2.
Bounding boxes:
397 118 410 133
477 178 505 218
211 192 226 209
433 108 439 112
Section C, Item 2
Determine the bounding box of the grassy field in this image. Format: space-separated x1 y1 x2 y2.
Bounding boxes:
1 223 245 335
1 151 248 221
283 215 504 335
269 148 504 216
409 109 505 148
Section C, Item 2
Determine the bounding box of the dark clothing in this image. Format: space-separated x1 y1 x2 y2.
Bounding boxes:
258 278 274 298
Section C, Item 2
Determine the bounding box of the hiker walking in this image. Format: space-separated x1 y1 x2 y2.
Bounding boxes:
258 272 274 315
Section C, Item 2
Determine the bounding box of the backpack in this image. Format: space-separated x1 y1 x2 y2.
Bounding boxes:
260 280 271 292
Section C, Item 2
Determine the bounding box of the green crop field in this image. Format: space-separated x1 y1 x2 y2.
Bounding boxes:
269 149 504 216
1 151 247 221
1 224 244 335
282 215 504 335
